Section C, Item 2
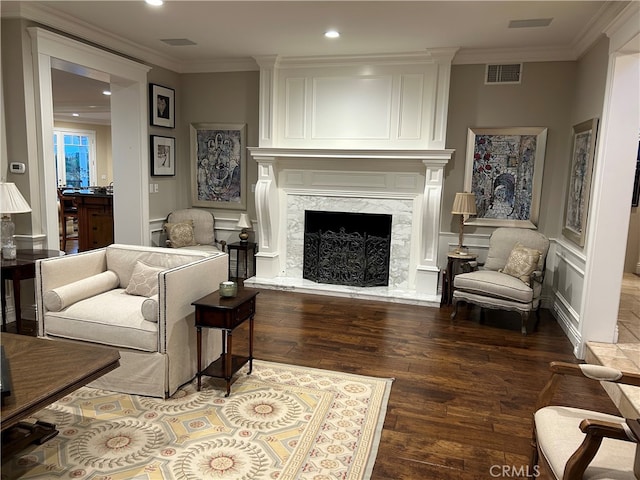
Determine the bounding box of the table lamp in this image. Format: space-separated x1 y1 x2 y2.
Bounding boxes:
0 182 32 259
236 213 252 243
451 192 477 254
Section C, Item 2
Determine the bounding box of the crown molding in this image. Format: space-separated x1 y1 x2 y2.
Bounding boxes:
453 46 577 65
3 1 632 73
2 2 179 71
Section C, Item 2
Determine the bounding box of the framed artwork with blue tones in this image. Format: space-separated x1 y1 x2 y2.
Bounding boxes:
190 123 247 210
464 127 548 229
562 118 598 246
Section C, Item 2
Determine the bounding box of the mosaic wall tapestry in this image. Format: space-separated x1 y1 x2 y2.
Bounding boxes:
464 127 548 228
190 123 247 210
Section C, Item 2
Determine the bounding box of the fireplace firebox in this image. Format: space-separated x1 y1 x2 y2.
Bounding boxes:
303 211 392 287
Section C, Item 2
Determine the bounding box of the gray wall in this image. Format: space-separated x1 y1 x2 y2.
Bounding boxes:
444 61 578 239
179 71 260 219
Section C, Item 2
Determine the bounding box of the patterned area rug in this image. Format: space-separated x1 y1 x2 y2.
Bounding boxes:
1 360 393 480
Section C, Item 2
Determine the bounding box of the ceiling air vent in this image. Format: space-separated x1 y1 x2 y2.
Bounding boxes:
485 63 522 85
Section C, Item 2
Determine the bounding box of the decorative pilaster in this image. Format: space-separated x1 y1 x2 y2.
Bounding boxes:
415 158 449 294
251 154 282 278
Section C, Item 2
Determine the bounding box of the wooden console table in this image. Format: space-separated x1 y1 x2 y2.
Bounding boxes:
62 190 113 251
1 249 63 334
192 287 259 396
1 334 120 457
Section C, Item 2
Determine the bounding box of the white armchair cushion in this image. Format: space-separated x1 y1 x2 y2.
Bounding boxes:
43 270 119 311
454 270 534 303
535 406 636 480
141 294 159 323
45 289 158 352
125 261 164 297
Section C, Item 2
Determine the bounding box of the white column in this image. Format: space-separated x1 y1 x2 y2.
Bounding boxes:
578 47 639 356
254 55 278 148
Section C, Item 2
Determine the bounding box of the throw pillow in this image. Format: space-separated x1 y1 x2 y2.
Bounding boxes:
125 261 164 297
164 220 197 248
141 294 159 323
499 242 541 284
44 270 119 311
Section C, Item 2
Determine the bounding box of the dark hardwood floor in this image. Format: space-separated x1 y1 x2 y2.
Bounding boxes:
234 289 617 480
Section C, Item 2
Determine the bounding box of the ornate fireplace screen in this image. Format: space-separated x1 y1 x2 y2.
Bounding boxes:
303 211 392 287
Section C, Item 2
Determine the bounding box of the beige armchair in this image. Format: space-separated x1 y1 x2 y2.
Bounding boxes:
531 361 640 479
36 244 228 398
450 227 549 335
165 208 226 253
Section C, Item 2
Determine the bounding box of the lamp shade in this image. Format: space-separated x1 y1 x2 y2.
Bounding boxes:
0 182 32 214
451 192 477 216
236 213 252 229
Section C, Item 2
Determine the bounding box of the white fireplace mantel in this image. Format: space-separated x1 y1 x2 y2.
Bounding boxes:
246 147 453 304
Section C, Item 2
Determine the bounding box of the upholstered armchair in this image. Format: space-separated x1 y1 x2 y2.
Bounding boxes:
450 227 550 335
531 361 640 479
165 208 226 253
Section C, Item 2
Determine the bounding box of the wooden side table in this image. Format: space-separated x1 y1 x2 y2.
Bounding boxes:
1 249 63 334
227 241 257 280
441 251 478 306
192 287 259 396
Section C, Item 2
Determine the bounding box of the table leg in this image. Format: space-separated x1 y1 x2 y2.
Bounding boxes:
236 251 240 280
196 326 202 391
1 278 6 332
248 315 254 375
225 329 232 397
252 246 256 278
13 278 22 334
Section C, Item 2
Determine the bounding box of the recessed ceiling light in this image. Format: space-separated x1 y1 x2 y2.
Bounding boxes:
72 113 79 117
325 30 340 39
145 0 163 6
102 90 112 96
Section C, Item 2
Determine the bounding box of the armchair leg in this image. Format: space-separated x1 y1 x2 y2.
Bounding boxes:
450 299 459 321
521 311 530 335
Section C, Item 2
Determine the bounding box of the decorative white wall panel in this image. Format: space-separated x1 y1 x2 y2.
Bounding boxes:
256 51 457 150
311 76 393 139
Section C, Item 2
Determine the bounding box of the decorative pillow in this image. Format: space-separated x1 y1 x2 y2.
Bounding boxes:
164 220 197 248
499 242 541 284
44 270 119 311
141 294 159 323
125 261 164 297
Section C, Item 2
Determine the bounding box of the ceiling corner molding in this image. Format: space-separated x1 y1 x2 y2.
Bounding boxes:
179 57 259 73
572 1 631 58
8 2 182 73
453 46 576 65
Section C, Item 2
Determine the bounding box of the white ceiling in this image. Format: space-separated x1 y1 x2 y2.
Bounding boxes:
5 0 630 123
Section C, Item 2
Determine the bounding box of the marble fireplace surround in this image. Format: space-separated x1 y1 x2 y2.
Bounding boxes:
245 148 453 306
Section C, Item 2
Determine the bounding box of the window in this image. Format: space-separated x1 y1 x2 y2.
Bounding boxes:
53 129 97 188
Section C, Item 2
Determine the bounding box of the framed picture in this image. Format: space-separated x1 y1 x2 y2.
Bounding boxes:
464 127 548 229
149 83 175 128
190 123 247 210
562 118 599 246
150 135 175 176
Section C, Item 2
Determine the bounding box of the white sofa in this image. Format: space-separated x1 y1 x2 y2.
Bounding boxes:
35 244 228 398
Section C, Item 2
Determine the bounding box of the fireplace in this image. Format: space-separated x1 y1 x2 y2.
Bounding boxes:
245 148 452 305
303 211 392 287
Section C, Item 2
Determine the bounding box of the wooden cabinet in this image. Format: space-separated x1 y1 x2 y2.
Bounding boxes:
62 192 113 251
